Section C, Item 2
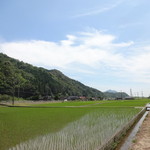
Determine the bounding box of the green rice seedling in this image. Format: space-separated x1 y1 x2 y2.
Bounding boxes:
0 107 96 150
95 99 150 107
9 108 140 150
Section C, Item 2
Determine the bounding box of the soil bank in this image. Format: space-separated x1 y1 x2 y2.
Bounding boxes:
130 111 150 150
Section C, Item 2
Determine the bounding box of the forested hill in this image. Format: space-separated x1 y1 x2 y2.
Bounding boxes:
104 91 129 99
0 53 103 100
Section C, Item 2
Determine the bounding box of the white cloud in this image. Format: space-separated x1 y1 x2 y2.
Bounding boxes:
0 29 150 88
0 30 132 70
60 35 77 46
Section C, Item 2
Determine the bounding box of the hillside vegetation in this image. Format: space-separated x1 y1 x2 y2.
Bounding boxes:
104 91 129 99
0 53 103 100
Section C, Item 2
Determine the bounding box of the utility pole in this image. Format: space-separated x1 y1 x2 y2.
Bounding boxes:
137 92 139 99
134 92 136 98
141 91 143 99
121 90 123 99
130 89 133 97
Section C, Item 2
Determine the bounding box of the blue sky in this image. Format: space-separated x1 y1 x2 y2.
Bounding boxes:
0 0 150 96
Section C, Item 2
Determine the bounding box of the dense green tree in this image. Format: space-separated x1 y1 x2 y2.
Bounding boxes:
0 53 104 100
0 61 17 104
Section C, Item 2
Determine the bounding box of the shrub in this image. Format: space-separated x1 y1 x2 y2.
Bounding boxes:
0 94 12 101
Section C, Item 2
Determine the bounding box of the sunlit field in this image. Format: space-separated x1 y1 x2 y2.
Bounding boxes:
27 99 150 107
0 99 149 150
30 100 102 107
94 99 150 107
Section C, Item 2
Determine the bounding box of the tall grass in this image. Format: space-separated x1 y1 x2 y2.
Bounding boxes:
9 108 140 150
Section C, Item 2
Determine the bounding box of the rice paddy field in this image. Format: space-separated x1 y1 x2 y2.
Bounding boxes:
0 99 150 150
30 100 101 107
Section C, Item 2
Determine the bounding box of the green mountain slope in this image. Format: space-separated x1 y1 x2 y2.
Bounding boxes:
104 91 129 99
0 53 103 100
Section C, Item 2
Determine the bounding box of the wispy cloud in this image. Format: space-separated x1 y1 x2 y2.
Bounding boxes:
73 0 125 18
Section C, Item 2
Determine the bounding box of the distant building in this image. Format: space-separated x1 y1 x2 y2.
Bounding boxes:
115 97 123 100
67 96 79 100
79 96 87 100
124 97 135 100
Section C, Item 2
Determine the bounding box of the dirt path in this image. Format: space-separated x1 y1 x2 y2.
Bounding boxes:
130 111 150 150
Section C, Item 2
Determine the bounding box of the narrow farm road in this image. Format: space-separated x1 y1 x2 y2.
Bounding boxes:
130 111 150 150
